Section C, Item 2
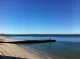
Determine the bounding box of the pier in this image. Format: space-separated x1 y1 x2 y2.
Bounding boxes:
0 37 56 44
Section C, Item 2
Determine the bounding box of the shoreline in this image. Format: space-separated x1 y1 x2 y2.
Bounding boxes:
18 44 51 59
0 36 45 59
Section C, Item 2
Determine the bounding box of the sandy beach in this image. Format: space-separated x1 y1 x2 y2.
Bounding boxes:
0 36 45 59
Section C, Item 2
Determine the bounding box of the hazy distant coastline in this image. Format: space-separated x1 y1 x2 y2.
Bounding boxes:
1 34 80 37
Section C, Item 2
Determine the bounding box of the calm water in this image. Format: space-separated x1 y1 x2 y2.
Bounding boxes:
7 36 80 59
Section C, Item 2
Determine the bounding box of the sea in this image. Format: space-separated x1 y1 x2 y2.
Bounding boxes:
6 35 80 59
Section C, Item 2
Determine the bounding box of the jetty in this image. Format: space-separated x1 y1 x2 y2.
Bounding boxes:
0 36 45 59
0 37 56 44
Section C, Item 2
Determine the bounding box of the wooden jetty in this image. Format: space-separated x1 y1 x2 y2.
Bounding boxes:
0 37 56 44
0 40 56 44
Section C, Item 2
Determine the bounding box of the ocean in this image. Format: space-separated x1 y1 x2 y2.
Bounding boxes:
6 35 80 59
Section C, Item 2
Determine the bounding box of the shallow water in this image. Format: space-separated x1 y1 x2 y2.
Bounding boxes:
7 36 80 59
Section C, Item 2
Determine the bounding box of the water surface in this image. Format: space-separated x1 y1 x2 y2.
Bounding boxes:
7 36 80 59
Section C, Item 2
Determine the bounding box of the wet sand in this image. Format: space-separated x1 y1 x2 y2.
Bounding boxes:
0 36 45 59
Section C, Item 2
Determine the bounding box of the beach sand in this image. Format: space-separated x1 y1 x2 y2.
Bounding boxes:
0 36 45 59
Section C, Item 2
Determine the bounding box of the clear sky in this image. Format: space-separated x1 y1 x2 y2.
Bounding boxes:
0 0 79 34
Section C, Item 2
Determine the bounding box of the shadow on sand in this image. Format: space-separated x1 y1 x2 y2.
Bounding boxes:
0 55 26 59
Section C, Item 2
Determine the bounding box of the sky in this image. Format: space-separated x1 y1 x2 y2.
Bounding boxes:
0 0 79 34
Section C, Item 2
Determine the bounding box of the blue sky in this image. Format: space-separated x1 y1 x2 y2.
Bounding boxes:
0 0 79 34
